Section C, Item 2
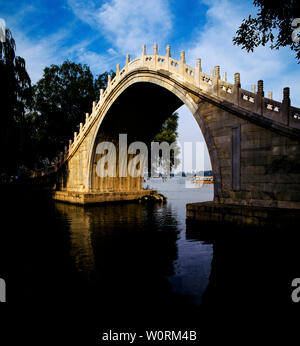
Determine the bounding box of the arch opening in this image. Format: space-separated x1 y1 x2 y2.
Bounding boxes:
88 80 218 202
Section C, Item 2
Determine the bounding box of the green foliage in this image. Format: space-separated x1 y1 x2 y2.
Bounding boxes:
233 0 300 61
30 61 115 161
0 29 33 174
153 112 181 170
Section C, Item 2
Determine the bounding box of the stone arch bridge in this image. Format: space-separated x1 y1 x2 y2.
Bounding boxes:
37 44 300 221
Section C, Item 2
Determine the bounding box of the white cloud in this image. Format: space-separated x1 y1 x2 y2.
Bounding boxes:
13 26 113 83
185 0 300 107
14 29 70 83
75 47 115 74
67 0 173 57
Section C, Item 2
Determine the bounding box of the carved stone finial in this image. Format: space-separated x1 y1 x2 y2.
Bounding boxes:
283 87 290 100
166 45 171 57
142 44 146 56
257 80 264 96
234 73 241 87
85 113 89 122
180 50 186 63
214 66 220 79
126 54 130 65
116 63 120 75
251 84 256 93
222 72 227 81
100 89 104 100
282 87 290 125
196 58 202 71
268 91 273 99
153 43 158 55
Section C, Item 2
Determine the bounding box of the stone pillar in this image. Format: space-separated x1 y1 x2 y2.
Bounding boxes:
142 44 146 56
153 43 158 56
281 87 290 126
166 45 171 71
256 80 264 114
116 63 120 79
234 72 241 105
268 91 273 99
213 66 220 96
166 45 171 58
195 58 201 88
180 50 186 77
251 84 256 93
125 54 130 73
222 72 227 81
214 66 220 80
153 43 158 69
85 113 89 123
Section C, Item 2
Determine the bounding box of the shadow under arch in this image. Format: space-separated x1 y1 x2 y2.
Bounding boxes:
86 73 222 200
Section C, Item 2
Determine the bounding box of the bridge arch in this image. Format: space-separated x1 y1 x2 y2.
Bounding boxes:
52 45 300 209
86 70 221 200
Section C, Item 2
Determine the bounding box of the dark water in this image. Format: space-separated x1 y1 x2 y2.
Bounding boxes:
1 180 300 344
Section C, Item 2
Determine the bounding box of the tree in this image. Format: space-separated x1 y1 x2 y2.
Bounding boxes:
152 112 181 175
0 28 33 175
31 61 115 161
233 0 300 61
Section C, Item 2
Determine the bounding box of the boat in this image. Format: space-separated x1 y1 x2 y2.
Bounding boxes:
192 176 214 184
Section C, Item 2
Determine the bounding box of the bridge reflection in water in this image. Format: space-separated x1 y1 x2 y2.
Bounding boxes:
53 181 214 320
2 181 300 343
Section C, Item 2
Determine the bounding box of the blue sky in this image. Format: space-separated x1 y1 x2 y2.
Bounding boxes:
1 0 299 170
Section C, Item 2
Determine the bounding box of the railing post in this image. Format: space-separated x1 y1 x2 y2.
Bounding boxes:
281 87 290 126
180 50 185 78
234 72 241 106
256 80 264 115
142 44 146 56
195 58 201 88
166 45 171 58
213 65 220 96
166 45 171 71
116 63 120 80
125 54 130 73
153 43 158 69
142 44 147 65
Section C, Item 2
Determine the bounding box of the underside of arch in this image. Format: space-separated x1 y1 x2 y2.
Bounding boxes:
87 74 220 200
